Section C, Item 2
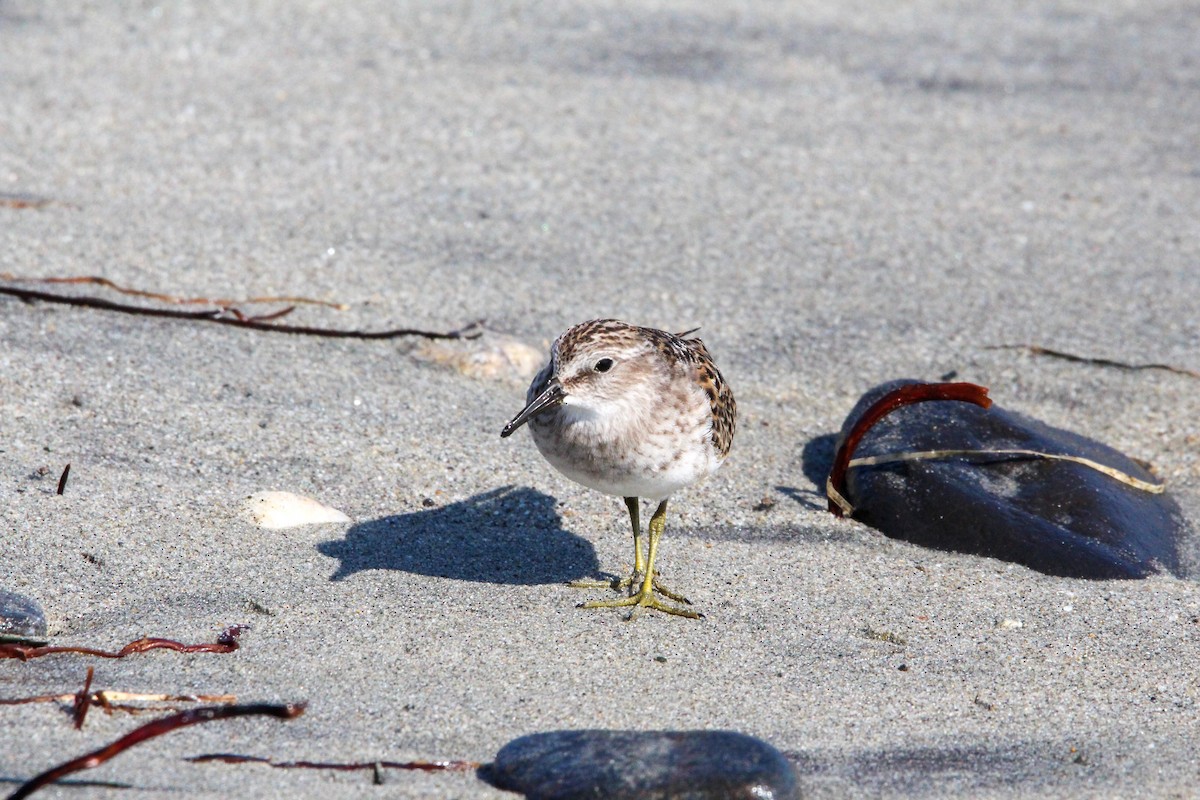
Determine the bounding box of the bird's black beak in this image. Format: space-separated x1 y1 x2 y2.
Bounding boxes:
500 380 565 438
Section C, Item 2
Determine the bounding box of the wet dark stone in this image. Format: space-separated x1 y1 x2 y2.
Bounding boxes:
483 729 799 800
0 589 48 643
836 380 1190 579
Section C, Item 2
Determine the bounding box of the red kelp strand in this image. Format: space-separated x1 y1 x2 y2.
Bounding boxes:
827 382 992 517
0 625 248 661
7 703 305 800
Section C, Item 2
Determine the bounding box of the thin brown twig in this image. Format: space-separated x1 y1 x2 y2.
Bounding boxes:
1 674 237 722
94 701 232 716
0 195 55 210
94 691 238 706
6 703 305 800
0 285 483 341
0 624 248 661
55 464 70 495
0 693 237 710
0 694 73 707
243 306 296 322
187 753 480 772
72 667 96 730
988 344 1199 379
0 274 350 310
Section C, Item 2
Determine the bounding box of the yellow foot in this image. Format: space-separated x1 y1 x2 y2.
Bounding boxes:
648 575 692 605
568 573 692 605
578 586 702 620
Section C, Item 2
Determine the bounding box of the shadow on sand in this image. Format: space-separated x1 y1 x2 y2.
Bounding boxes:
316 486 600 586
769 432 838 511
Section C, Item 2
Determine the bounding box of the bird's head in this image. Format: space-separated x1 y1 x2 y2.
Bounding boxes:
500 319 659 437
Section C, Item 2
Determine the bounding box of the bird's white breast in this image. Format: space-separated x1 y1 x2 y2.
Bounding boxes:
528 377 721 502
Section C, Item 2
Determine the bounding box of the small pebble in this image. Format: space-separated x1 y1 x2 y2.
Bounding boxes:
486 729 799 800
751 495 777 512
245 491 351 529
0 589 48 644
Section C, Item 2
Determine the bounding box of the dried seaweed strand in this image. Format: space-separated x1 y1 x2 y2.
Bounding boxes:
187 753 480 772
6 703 305 800
826 383 993 517
72 667 96 730
849 449 1165 493
0 195 54 210
0 285 482 340
0 694 235 711
989 344 1199 379
95 690 238 706
0 694 72 706
0 624 247 661
1 680 237 719
56 463 70 495
0 274 349 310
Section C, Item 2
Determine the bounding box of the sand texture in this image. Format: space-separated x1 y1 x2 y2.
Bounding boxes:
1 2 1197 797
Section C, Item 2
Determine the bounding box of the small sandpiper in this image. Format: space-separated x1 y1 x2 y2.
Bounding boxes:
500 319 736 619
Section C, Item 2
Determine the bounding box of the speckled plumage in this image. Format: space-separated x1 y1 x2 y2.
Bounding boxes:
519 319 734 499
500 319 736 618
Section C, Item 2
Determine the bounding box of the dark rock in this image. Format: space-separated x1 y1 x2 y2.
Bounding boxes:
0 589 48 644
834 380 1190 579
483 729 799 800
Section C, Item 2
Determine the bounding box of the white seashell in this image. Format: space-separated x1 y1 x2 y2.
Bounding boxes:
411 335 543 383
245 491 351 529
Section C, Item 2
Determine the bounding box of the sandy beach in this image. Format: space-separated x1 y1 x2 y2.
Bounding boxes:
1 2 1197 797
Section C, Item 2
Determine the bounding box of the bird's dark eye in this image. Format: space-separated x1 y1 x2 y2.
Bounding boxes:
594 358 614 373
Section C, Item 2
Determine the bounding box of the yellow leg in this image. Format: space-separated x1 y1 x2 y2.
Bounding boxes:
628 496 645 575
641 499 694 607
578 499 700 620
